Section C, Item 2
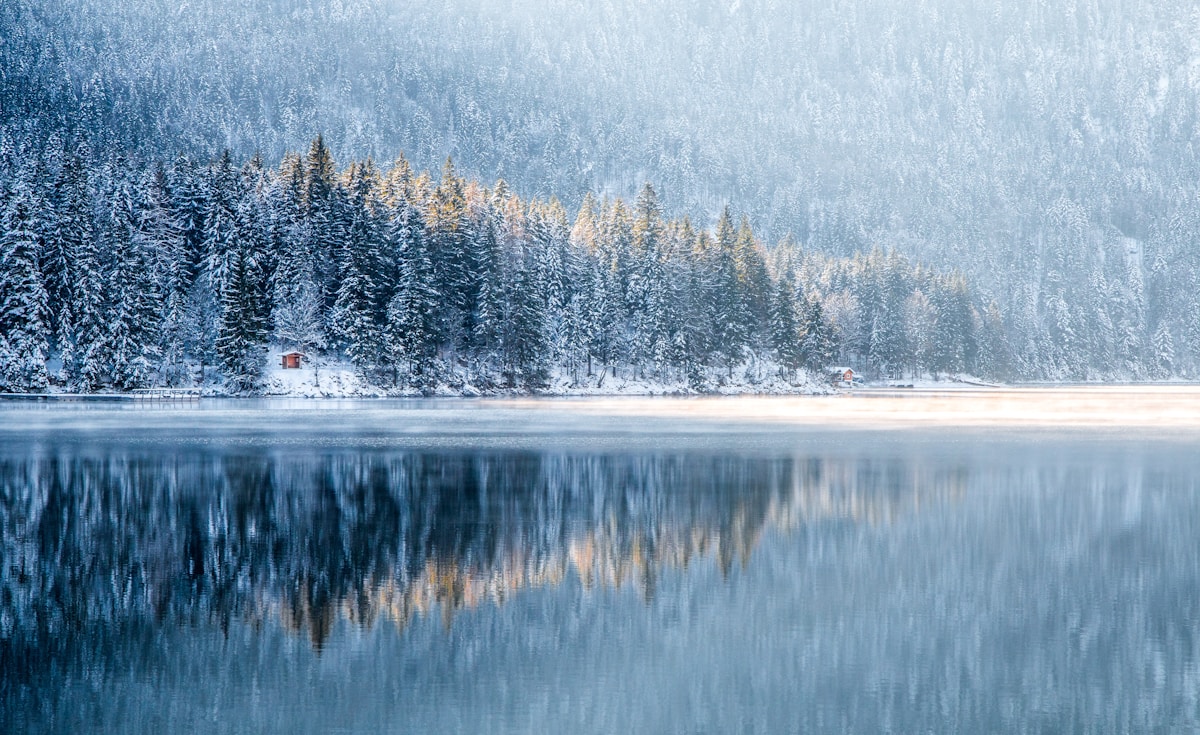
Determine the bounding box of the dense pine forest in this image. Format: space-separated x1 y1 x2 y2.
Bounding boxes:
3 0 1199 388
0 138 981 392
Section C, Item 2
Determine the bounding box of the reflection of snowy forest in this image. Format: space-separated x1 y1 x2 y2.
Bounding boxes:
3 0 1199 389
0 449 956 655
8 441 1200 734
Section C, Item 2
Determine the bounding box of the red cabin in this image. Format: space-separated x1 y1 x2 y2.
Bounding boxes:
281 351 305 369
828 367 856 387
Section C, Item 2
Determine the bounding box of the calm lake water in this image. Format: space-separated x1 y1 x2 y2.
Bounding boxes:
4 392 1200 733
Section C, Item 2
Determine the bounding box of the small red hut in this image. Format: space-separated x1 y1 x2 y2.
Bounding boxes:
828 367 856 387
281 351 305 369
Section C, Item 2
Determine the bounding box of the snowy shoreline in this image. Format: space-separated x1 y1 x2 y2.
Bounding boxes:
256 358 835 398
3 368 1024 401
6 377 834 400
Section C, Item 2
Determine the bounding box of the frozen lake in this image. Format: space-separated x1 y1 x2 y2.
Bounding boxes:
4 389 1200 733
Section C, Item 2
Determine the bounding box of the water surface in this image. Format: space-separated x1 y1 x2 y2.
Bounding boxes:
3 394 1200 733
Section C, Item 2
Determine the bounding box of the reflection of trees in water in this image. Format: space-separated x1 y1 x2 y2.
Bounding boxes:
0 450 960 658
10 446 1200 732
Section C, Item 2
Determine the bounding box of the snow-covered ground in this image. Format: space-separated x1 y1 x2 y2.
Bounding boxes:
29 348 1007 399
260 357 389 398
257 353 835 398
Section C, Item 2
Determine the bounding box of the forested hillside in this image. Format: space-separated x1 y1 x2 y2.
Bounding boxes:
2 0 1199 384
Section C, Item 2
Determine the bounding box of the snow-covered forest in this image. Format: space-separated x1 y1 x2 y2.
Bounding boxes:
0 139 978 392
2 0 1198 389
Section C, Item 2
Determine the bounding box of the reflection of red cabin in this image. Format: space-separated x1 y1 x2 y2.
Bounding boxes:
281 351 305 369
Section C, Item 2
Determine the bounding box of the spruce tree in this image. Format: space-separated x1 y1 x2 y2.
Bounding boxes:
195 151 240 381
469 203 503 371
274 281 325 357
426 157 473 352
931 275 974 377
168 154 209 284
500 256 548 389
302 135 343 339
1152 322 1175 379
733 215 770 339
712 208 749 378
46 148 100 386
42 147 77 356
214 187 268 392
528 199 571 364
140 164 189 385
333 160 385 374
271 152 322 352
769 276 802 378
0 186 50 391
902 289 937 377
106 174 162 390
800 295 837 374
385 185 439 388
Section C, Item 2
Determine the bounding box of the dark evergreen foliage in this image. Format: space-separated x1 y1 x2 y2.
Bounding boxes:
0 186 49 391
0 139 999 393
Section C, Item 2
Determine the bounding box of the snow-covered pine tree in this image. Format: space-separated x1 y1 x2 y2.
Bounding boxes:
385 189 439 388
1185 299 1200 377
902 288 936 377
596 198 635 368
44 146 99 385
274 281 325 358
139 164 190 385
426 157 474 354
733 215 770 343
0 185 50 391
333 160 386 375
556 212 592 383
204 150 260 389
628 183 671 376
570 192 601 255
861 252 912 378
301 135 345 345
657 253 691 382
973 300 1010 380
168 154 209 286
578 256 613 379
214 181 269 393
769 274 802 379
1152 322 1175 379
1086 269 1117 376
677 227 719 384
499 254 548 389
467 194 503 374
930 274 974 377
38 139 70 356
712 206 749 378
106 172 162 390
270 152 321 351
528 198 571 366
71 211 107 390
800 294 837 374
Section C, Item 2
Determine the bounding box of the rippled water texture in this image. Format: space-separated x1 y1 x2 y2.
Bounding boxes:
3 391 1200 733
